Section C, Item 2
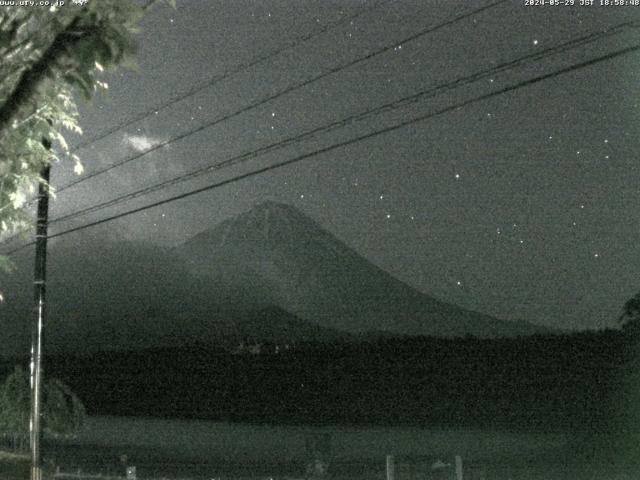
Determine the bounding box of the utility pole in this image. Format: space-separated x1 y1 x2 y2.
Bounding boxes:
30 144 51 480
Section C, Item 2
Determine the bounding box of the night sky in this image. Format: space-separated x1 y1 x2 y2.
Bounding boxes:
7 0 640 331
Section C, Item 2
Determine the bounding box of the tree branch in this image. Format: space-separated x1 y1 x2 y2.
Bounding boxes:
0 16 89 134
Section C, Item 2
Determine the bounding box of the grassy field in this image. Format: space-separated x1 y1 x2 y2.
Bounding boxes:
0 416 631 479
41 416 572 479
0 451 30 480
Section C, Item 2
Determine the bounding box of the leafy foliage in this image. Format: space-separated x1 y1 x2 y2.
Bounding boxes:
0 365 86 438
0 1 165 239
619 291 640 339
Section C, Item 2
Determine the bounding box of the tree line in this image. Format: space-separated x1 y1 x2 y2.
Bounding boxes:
0 327 632 434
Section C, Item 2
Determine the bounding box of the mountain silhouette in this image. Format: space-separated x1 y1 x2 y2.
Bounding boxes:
175 201 550 338
0 201 551 357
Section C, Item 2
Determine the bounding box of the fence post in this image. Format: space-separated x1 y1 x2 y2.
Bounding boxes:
386 455 395 480
126 466 137 480
455 455 463 480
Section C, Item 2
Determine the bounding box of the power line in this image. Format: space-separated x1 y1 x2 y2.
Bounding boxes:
5 42 637 256
0 0 508 248
67 0 385 155
13 0 385 216
52 0 508 196
47 21 639 227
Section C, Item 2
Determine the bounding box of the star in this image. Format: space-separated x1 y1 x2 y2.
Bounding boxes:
454 173 460 179
386 214 391 219
533 39 539 45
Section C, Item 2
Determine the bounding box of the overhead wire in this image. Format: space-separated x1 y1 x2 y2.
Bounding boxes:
46 20 640 227
0 0 510 248
52 0 509 196
4 41 638 256
67 0 386 155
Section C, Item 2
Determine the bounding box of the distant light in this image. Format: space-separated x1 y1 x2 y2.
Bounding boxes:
386 214 391 219
454 173 460 179
456 281 462 286
533 39 539 45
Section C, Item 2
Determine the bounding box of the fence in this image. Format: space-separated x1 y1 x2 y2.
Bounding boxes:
386 454 486 480
0 432 29 453
53 472 124 480
53 466 136 480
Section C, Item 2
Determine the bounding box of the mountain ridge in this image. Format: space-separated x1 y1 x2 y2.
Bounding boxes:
175 200 552 338
0 201 553 358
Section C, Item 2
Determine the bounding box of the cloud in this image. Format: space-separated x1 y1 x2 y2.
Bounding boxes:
123 134 164 152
